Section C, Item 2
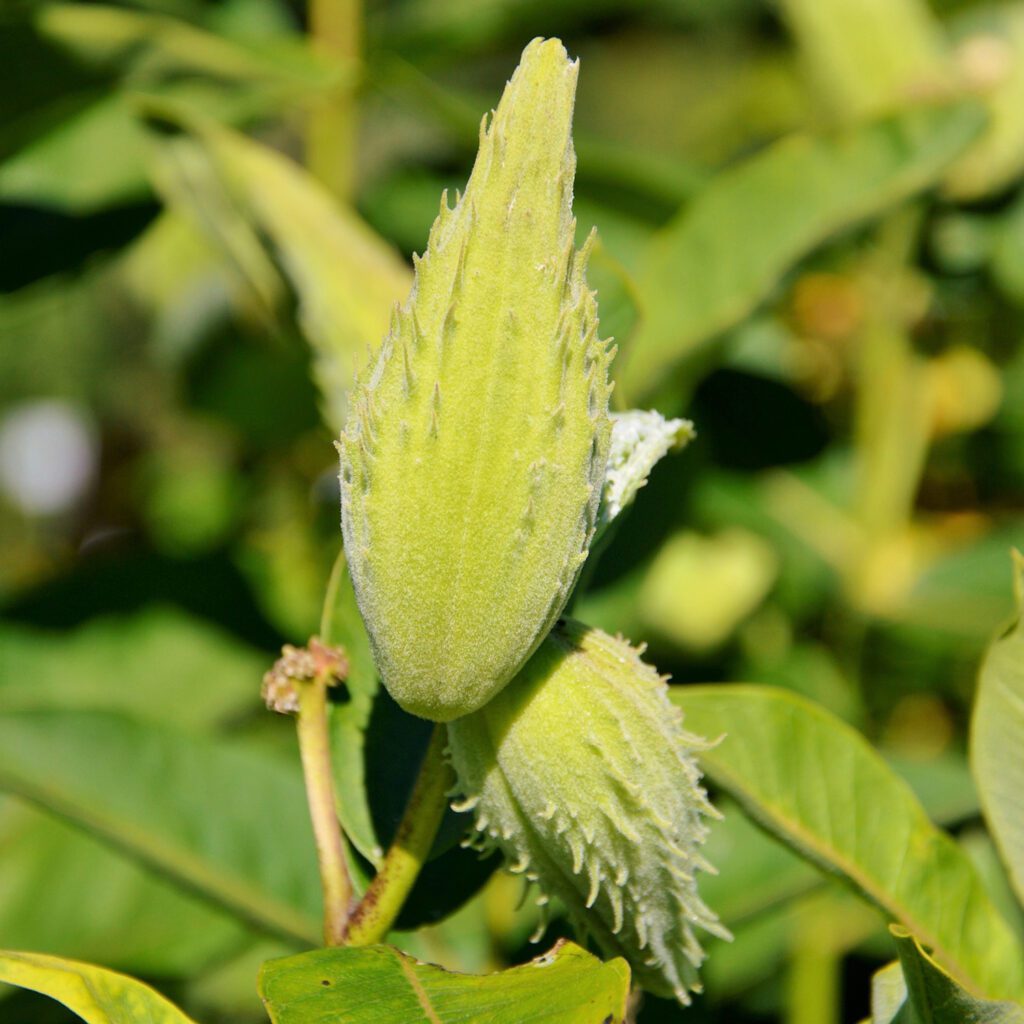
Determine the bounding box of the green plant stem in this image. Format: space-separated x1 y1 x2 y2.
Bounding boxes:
296 676 353 946
344 724 452 946
308 0 360 201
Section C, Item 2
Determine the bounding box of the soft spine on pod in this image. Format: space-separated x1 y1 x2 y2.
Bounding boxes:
447 621 731 1005
338 38 614 722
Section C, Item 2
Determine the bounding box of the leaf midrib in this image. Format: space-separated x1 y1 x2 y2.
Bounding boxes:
0 771 319 947
676 686 1024 1001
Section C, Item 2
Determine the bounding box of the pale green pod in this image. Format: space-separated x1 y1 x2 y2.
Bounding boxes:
447 620 731 1005
339 39 613 721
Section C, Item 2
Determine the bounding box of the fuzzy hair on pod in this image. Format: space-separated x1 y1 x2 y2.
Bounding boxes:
338 38 613 722
447 620 731 1005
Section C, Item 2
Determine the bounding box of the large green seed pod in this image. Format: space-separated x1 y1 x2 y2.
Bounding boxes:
447 621 730 1005
338 39 613 722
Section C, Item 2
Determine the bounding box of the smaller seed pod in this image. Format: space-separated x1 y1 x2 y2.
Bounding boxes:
447 620 730 1005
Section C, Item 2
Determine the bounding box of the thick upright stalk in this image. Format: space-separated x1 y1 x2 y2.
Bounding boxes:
297 675 353 945
344 725 451 946
308 0 360 201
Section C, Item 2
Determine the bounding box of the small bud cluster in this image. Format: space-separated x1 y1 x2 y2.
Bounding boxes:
261 639 348 715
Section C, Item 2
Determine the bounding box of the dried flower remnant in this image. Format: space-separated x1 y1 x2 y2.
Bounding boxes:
262 639 349 715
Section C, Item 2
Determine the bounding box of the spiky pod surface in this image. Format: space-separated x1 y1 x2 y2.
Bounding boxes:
447 620 731 1005
338 38 613 722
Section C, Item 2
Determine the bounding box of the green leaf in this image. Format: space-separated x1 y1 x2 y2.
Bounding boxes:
147 117 411 433
0 950 198 1024
0 608 265 729
698 797 821 927
258 940 631 1024
0 3 336 213
971 550 1024 906
321 547 381 864
0 708 321 946
960 829 1024 948
669 684 1024 1001
36 3 335 91
0 798 245 977
889 751 981 829
620 102 984 401
0 91 151 210
873 926 1024 1023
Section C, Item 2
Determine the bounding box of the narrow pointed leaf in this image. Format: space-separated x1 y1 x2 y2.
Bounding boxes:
148 118 411 433
321 546 381 863
258 940 631 1024
2 3 335 213
670 685 1024 1001
621 103 984 401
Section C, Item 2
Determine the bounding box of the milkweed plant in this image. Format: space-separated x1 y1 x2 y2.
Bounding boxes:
335 37 728 1005
4 30 1024 1024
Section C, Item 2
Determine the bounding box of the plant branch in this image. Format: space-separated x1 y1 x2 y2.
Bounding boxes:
307 0 360 201
344 724 452 946
296 667 353 946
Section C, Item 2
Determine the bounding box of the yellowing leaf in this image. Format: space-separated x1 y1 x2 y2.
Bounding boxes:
0 950 198 1023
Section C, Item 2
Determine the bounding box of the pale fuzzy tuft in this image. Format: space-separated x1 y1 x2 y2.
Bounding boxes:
447 620 731 1004
598 410 695 533
339 38 613 722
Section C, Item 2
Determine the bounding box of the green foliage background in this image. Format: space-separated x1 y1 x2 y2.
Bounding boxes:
1 0 1023 1021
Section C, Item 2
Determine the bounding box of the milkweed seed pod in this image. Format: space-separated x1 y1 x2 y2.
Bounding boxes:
338 38 613 721
447 620 730 1004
